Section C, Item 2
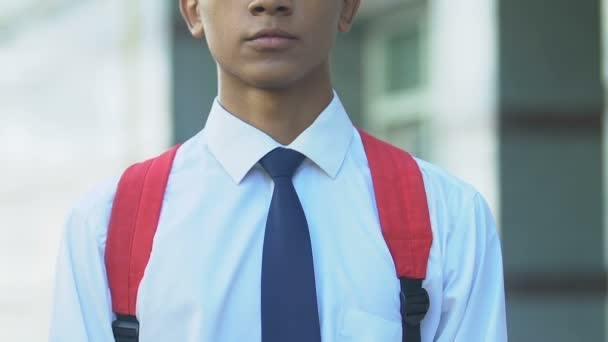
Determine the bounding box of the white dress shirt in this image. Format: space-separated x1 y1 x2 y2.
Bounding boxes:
49 93 507 341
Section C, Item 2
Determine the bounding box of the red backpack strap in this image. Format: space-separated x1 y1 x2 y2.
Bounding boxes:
358 129 432 278
105 144 180 341
358 128 432 342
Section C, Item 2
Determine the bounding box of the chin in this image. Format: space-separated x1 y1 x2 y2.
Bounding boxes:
246 76 299 90
219 58 323 91
242 73 301 90
239 63 308 90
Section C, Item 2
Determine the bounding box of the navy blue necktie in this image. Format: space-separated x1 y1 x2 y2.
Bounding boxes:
259 148 322 342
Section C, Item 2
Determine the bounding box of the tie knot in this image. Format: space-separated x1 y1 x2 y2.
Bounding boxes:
260 148 305 179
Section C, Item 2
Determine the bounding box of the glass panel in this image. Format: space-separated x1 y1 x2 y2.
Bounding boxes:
386 29 421 92
385 119 426 156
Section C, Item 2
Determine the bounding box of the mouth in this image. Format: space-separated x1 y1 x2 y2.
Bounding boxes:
246 28 298 50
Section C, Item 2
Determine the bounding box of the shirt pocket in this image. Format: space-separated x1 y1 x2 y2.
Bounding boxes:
339 307 402 342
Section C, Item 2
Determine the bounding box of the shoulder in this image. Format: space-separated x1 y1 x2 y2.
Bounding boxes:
414 157 494 228
63 133 204 245
351 129 487 215
63 175 120 248
414 157 481 210
413 158 498 262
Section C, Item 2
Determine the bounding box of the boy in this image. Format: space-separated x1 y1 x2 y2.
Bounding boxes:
49 0 507 341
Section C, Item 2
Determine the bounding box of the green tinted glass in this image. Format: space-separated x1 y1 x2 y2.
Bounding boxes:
386 29 421 92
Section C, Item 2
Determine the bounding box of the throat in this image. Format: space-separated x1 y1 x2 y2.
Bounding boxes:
218 85 334 146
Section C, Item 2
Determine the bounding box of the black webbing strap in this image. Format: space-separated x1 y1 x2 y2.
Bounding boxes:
112 314 139 342
400 278 430 342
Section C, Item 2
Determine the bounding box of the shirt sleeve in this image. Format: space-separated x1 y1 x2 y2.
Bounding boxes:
434 192 508 342
48 198 116 341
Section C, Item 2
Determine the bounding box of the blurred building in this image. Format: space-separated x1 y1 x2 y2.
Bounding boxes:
0 0 605 340
0 0 172 340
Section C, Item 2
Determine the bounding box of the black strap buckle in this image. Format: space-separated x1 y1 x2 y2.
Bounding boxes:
400 286 430 326
112 315 139 342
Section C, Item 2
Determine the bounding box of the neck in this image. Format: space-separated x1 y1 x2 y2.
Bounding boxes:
217 63 334 145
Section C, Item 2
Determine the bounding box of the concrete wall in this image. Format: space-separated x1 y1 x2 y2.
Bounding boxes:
0 1 171 339
427 0 499 213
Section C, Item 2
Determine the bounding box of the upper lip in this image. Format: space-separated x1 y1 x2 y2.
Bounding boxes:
247 28 297 41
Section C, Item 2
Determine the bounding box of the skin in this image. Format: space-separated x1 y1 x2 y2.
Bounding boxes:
180 0 361 145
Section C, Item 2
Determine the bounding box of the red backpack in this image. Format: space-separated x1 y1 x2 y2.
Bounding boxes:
105 128 433 342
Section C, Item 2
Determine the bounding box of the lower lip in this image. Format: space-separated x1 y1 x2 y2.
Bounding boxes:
247 36 296 50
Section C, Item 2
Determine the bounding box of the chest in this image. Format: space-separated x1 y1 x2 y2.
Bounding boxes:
133 169 403 340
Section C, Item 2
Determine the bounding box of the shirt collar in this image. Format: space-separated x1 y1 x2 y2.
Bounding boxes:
203 91 354 184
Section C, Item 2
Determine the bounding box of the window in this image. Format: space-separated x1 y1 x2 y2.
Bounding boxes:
387 28 422 92
363 3 430 158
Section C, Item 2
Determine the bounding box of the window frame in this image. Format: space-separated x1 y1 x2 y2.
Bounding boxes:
362 2 431 157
